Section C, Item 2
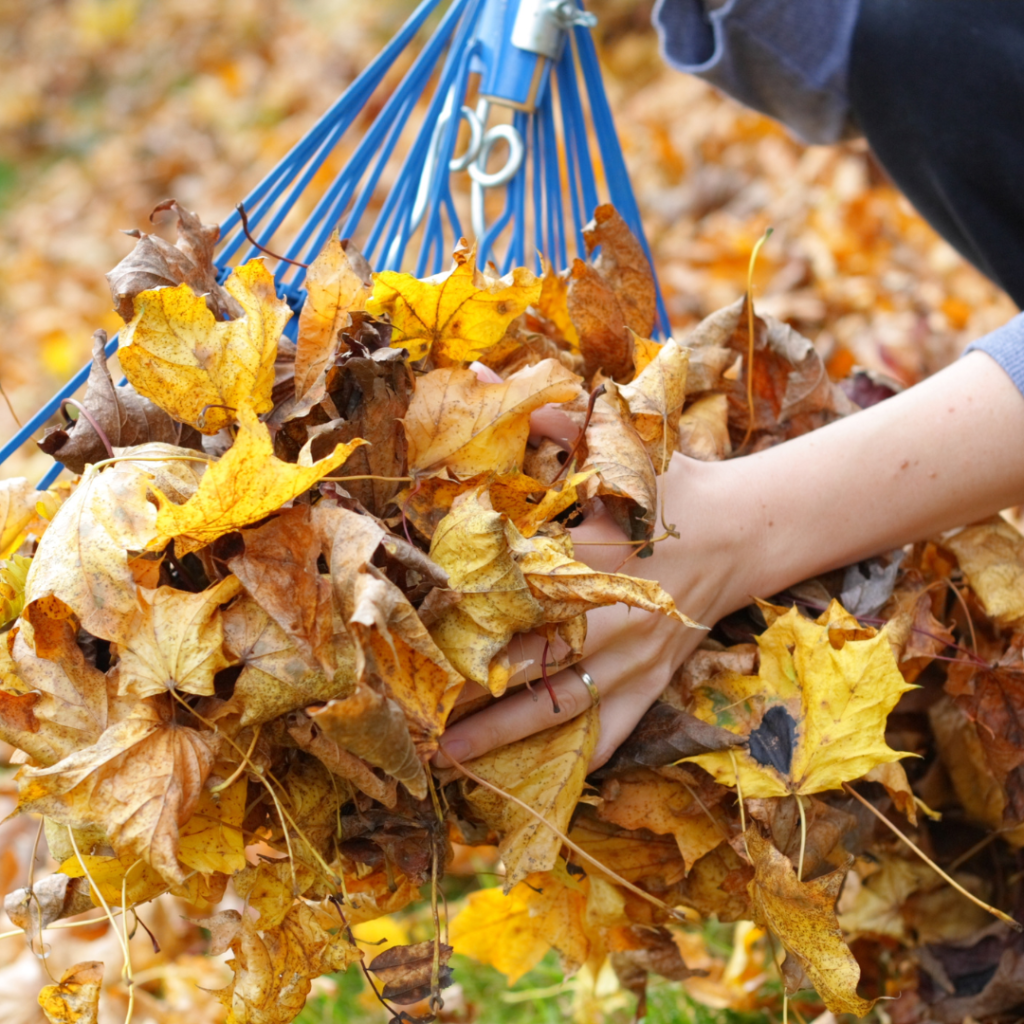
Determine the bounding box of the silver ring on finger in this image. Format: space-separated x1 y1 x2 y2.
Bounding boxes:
573 667 600 709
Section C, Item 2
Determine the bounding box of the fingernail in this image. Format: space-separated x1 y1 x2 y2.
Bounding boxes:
438 738 470 765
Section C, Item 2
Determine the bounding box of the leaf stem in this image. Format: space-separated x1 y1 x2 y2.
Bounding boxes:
236 202 309 269
551 384 605 484
61 399 114 460
842 782 1021 931
740 226 773 451
795 794 807 883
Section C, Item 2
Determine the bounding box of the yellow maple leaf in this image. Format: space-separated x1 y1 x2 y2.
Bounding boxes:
368 247 541 364
404 358 581 478
114 575 242 698
745 828 874 1016
60 852 167 907
686 601 914 798
119 258 290 434
151 404 365 556
38 960 104 1024
449 870 598 984
463 706 599 889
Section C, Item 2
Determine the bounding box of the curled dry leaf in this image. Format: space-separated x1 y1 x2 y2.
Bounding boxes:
745 828 874 1016
462 706 599 890
320 347 414 515
304 682 427 800
37 960 104 1024
114 574 242 697
583 204 657 339
228 507 338 673
614 337 688 472
404 358 581 478
677 393 732 461
571 389 657 548
346 568 464 753
106 198 240 323
367 246 541 364
287 708 397 807
18 697 216 884
119 259 290 434
293 233 371 402
4 873 91 943
219 903 360 1024
367 940 455 1005
24 460 159 646
567 259 633 381
38 330 202 474
687 601 914 797
427 491 543 694
151 404 365 556
945 517 1024 629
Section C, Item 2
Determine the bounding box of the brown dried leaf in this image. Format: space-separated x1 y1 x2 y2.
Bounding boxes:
286 708 396 806
228 507 337 673
945 518 1024 629
572 389 657 548
114 575 241 697
320 347 414 515
368 940 455 1005
583 205 657 339
567 260 633 381
305 682 427 800
106 199 239 323
745 828 874 1015
38 331 203 475
18 697 215 884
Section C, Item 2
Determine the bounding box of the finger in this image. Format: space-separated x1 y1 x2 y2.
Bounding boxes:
434 666 598 767
528 405 578 450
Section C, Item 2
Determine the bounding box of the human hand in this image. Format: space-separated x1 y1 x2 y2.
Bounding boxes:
434 450 752 770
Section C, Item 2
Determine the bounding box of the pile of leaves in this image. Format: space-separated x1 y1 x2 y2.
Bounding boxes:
3 199 1024 1024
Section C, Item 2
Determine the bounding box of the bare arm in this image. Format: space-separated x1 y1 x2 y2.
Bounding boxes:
435 351 1024 769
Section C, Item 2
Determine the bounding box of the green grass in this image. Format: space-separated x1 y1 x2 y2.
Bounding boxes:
0 162 17 209
297 952 778 1024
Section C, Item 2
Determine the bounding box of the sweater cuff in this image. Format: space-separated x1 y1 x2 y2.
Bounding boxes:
652 0 860 145
964 313 1024 396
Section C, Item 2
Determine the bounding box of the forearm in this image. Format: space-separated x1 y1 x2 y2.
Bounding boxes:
693 351 1024 612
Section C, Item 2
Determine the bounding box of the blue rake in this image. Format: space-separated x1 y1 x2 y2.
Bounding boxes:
3 0 667 490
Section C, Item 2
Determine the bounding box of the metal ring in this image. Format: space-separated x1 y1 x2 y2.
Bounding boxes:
574 668 600 709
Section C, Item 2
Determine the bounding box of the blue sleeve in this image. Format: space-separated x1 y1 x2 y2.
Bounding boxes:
964 314 1024 395
651 0 861 145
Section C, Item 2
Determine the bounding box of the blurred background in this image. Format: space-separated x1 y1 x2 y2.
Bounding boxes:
0 0 1016 483
0 3 1018 1021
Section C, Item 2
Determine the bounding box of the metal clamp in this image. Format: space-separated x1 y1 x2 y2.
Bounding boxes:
512 0 597 60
